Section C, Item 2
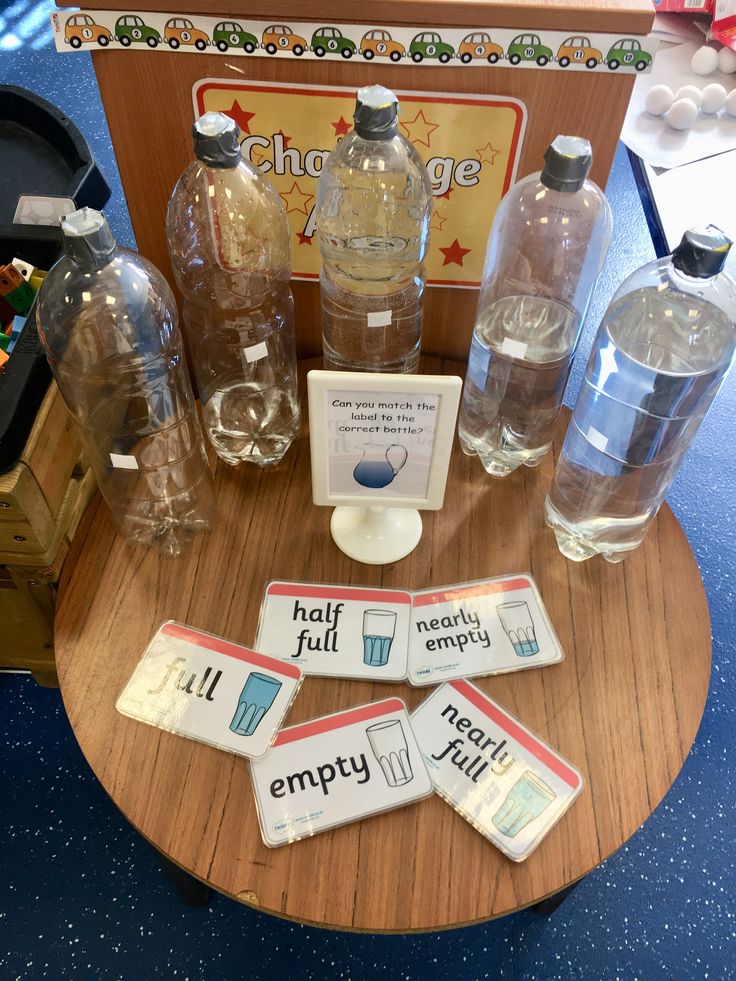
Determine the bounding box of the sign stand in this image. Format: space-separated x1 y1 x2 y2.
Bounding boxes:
308 370 461 565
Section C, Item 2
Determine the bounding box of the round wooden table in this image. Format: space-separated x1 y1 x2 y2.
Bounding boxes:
55 359 711 932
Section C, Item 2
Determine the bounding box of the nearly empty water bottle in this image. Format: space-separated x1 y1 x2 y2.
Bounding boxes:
316 85 432 373
36 208 214 556
546 227 736 563
167 112 300 466
458 136 612 476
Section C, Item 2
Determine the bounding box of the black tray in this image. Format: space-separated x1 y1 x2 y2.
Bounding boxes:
0 86 110 474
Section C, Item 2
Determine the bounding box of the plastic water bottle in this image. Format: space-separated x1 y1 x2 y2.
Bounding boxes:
546 226 736 563
458 136 612 476
37 208 214 556
167 112 300 466
316 85 432 373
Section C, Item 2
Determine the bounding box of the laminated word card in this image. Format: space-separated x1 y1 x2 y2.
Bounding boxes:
408 575 563 686
411 680 584 861
256 580 412 681
250 698 432 846
116 621 302 760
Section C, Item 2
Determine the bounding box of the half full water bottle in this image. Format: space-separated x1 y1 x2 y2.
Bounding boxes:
546 226 736 563
36 209 214 556
316 85 432 373
167 112 300 466
458 135 612 476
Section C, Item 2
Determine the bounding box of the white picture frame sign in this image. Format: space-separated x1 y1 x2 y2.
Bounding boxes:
307 370 462 565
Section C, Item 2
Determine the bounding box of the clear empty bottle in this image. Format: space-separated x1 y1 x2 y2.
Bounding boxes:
316 85 432 373
459 136 612 476
546 226 736 563
167 112 300 466
36 208 214 556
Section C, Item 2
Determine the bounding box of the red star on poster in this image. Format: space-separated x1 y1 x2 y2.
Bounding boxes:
224 99 255 136
439 239 471 267
438 187 454 200
332 116 351 137
276 129 292 148
297 231 312 245
280 181 314 215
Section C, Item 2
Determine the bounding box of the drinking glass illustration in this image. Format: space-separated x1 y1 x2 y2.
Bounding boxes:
491 771 556 838
366 718 413 787
363 609 397 667
353 443 408 489
496 601 539 656
229 672 282 737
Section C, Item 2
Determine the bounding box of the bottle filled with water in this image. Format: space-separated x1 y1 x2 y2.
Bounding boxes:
316 85 432 373
167 112 300 467
546 226 736 563
37 208 214 556
459 135 612 476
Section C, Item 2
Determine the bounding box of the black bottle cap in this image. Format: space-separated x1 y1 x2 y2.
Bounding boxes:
193 112 241 168
61 207 116 270
672 225 732 278
540 135 592 193
354 85 399 140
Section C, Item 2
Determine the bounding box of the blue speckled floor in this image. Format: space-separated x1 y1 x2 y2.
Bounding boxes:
2 4 735 978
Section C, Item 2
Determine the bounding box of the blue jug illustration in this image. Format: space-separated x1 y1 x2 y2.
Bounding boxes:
353 442 408 489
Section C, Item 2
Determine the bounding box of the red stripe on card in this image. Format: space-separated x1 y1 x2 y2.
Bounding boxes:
450 680 581 790
272 698 405 746
160 623 301 680
413 578 531 607
267 582 411 604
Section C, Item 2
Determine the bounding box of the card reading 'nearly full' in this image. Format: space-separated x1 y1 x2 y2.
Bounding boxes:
250 698 433 846
408 575 564 686
411 680 584 862
256 581 412 681
116 621 302 760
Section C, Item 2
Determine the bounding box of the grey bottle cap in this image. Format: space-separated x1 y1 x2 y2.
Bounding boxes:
354 85 399 140
193 111 241 168
61 207 116 270
673 225 732 278
540 135 592 192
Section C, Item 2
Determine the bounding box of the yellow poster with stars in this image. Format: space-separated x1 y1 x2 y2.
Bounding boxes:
193 79 526 289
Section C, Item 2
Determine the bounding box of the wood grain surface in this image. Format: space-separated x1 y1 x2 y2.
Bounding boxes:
54 358 711 932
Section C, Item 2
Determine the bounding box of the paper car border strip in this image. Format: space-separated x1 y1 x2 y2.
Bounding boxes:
51 10 655 74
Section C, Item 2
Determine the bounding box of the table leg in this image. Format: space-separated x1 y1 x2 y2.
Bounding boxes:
531 882 578 915
153 850 211 907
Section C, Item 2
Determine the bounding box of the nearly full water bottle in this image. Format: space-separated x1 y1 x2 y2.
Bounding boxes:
37 208 214 556
458 136 612 476
167 112 300 466
546 226 736 563
316 85 432 373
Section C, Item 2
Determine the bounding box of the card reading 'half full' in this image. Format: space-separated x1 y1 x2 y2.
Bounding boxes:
256 581 412 681
116 621 302 760
408 574 563 686
411 680 584 862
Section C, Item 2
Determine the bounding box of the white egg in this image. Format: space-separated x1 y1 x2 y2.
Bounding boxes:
666 98 699 130
691 45 719 76
718 46 736 74
701 82 727 113
645 84 674 115
675 84 702 108
726 88 736 117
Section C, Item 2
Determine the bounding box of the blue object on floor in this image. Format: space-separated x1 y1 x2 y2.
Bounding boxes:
2 4 735 979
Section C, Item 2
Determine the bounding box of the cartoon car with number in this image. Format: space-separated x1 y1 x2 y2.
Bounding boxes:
605 38 652 71
507 33 553 66
114 15 161 48
64 14 113 48
311 26 356 58
458 32 503 64
213 21 258 53
164 18 209 50
360 29 405 61
261 25 308 56
409 32 454 63
557 36 602 68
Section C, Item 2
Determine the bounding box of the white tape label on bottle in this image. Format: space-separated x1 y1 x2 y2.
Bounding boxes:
243 341 269 363
367 310 392 327
110 453 139 470
500 337 528 359
587 427 609 452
